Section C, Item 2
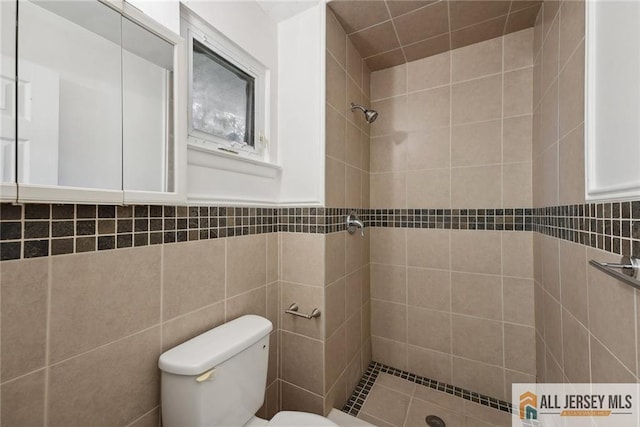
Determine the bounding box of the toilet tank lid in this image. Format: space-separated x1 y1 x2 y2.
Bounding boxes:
158 315 273 375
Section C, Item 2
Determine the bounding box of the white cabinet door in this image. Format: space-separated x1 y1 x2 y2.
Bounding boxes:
586 0 640 201
125 0 180 35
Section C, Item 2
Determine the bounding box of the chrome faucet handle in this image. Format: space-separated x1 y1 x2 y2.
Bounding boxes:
346 212 365 237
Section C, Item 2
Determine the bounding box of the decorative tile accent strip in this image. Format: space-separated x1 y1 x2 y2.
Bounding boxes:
341 362 379 416
342 362 513 416
2 201 639 260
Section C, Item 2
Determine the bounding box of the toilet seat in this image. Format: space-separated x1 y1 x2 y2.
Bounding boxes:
267 411 339 426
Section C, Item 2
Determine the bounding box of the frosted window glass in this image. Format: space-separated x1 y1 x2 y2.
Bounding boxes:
192 40 255 146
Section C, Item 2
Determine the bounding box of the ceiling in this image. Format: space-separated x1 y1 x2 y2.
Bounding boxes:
328 0 542 71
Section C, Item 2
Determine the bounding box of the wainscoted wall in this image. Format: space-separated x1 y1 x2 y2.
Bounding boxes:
367 29 537 400
532 0 640 386
1 228 280 426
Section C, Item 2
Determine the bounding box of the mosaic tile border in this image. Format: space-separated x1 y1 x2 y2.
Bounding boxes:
1 201 639 261
342 361 514 417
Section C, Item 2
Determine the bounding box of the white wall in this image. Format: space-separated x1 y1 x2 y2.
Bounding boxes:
183 0 326 206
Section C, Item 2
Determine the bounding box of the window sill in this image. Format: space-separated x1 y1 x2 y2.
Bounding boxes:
187 141 281 179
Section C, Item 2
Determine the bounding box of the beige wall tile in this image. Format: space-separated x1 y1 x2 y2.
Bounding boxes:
324 373 347 416
128 408 159 427
539 81 559 152
325 277 346 338
326 105 346 161
540 143 559 207
452 315 503 366
452 37 502 82
558 43 584 139
345 121 363 169
345 311 362 363
502 231 533 279
1 258 48 381
543 291 563 366
370 263 406 304
325 325 346 393
370 135 407 173
503 278 535 326
162 240 223 321
587 248 637 372
451 272 502 320
503 115 533 163
407 345 452 384
266 281 280 330
590 337 638 383
50 246 161 363
371 64 407 101
281 332 323 395
452 357 505 400
372 336 408 371
406 128 451 170
267 232 279 284
504 28 534 71
562 309 590 383
503 68 533 117
370 227 406 265
558 239 588 325
371 96 408 137
407 87 450 131
346 234 364 273
407 267 450 311
451 120 502 167
325 232 346 285
370 172 406 208
326 52 347 115
347 38 363 88
226 286 267 321
325 156 346 208
346 349 363 393
559 0 585 67
408 306 451 353
503 162 533 208
504 323 536 374
371 300 406 342
406 229 450 270
281 233 324 286
1 370 45 426
281 381 323 415
451 230 501 275
347 76 363 129
227 234 267 297
281 282 323 340
48 328 160 426
326 10 346 67
407 51 450 92
264 381 280 419
541 235 560 299
558 124 585 205
406 169 451 208
542 13 559 93
162 302 225 352
451 165 502 208
451 75 502 125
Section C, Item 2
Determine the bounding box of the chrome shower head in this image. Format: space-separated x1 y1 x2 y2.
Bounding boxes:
350 103 379 124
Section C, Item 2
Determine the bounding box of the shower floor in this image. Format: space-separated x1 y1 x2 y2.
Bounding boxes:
342 363 512 427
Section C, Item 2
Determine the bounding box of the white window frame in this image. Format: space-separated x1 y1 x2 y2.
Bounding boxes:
181 6 272 166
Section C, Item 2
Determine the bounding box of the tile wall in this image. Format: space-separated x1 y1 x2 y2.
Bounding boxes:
321 8 373 415
1 232 280 425
532 0 640 386
367 29 537 401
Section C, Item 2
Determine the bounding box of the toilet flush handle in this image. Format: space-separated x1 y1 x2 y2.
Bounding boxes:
196 369 216 383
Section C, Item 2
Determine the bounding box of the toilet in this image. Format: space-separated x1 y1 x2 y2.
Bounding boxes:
159 314 339 427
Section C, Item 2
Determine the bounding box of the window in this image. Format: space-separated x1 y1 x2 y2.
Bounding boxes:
182 8 269 162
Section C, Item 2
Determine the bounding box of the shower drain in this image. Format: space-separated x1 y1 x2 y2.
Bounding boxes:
425 415 446 427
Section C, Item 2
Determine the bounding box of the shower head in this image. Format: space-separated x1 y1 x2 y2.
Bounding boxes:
350 103 379 124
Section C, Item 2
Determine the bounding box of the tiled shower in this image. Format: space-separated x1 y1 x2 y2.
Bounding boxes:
1 0 640 426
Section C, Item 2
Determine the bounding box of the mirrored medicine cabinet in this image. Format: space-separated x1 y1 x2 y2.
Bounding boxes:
0 0 185 204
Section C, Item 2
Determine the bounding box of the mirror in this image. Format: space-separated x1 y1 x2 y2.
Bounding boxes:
18 0 123 190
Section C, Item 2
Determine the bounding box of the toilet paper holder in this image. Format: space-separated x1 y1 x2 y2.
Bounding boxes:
285 303 321 319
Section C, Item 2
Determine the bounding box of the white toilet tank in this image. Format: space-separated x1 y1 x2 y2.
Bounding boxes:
159 315 273 427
